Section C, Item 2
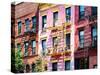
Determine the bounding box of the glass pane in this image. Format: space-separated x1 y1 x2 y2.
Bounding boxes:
32 40 36 47
32 16 36 28
66 7 71 16
79 30 84 48
18 21 21 34
92 7 97 15
53 37 57 46
92 26 97 37
65 61 70 70
52 62 57 71
54 12 58 21
42 15 47 28
80 31 84 36
66 34 70 45
32 16 36 23
42 40 46 50
25 19 30 26
80 6 85 12
24 42 28 53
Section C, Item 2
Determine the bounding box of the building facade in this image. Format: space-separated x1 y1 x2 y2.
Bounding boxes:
11 2 97 73
74 6 97 69
38 4 74 71
11 2 40 73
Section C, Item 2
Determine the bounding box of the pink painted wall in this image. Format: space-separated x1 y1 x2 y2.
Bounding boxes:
39 5 72 71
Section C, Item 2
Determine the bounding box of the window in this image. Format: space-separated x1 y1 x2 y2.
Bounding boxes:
91 25 97 47
18 21 22 34
26 64 30 73
17 44 21 52
24 42 29 56
45 65 47 71
52 62 57 71
66 34 70 49
53 12 58 26
42 39 46 55
93 64 97 68
66 7 71 21
75 58 89 69
25 19 30 31
32 16 37 30
32 40 36 55
79 30 84 48
79 6 85 19
65 60 70 70
32 63 35 72
53 37 58 47
91 7 97 15
42 15 47 31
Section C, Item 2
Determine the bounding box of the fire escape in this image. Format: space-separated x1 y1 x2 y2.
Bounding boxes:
45 20 72 61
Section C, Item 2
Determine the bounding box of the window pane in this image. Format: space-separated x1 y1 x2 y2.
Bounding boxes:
32 64 35 72
66 34 70 45
79 30 84 48
66 34 70 49
54 12 58 20
92 26 97 37
42 15 47 28
24 42 28 53
80 6 85 12
53 37 57 46
92 25 97 47
18 21 22 34
92 7 97 15
32 16 36 23
65 61 70 70
32 16 37 28
66 7 71 21
32 40 36 47
42 40 46 50
52 62 57 71
53 12 58 26
25 19 30 30
79 6 85 19
25 19 30 25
